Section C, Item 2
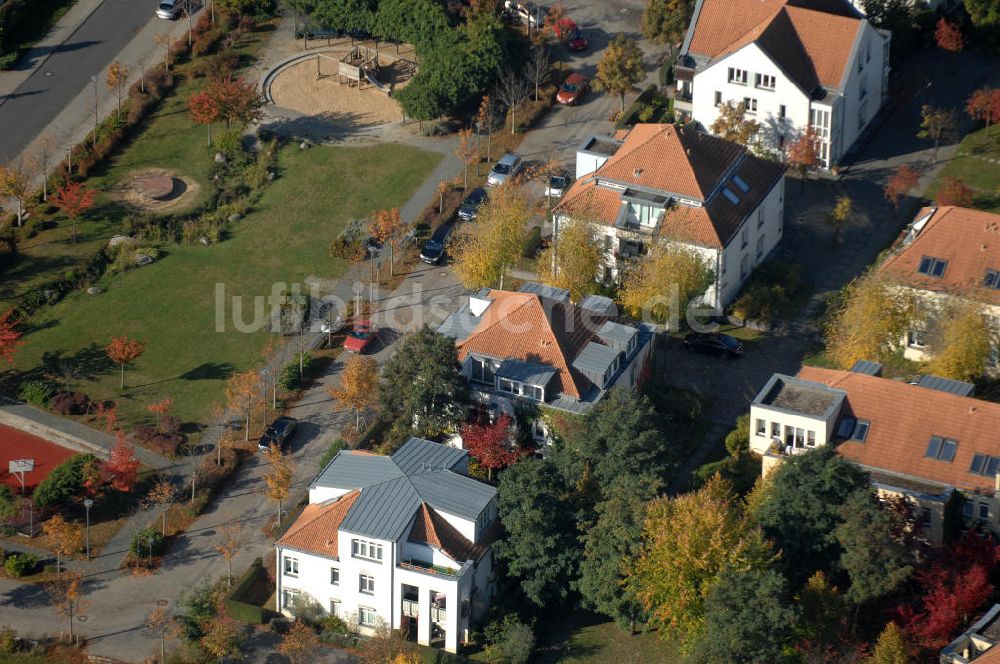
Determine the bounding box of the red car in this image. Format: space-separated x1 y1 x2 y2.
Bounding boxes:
554 18 587 51
343 319 377 353
557 73 589 105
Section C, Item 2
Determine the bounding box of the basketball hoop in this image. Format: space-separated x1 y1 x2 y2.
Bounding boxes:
8 459 34 494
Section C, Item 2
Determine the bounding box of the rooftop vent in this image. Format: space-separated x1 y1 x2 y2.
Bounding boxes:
633 168 643 178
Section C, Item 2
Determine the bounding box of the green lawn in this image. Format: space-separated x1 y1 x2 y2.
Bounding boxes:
930 124 1000 213
12 142 441 430
530 617 683 664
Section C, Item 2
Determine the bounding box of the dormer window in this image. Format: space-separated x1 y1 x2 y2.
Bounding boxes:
836 417 868 441
917 256 947 278
925 435 957 462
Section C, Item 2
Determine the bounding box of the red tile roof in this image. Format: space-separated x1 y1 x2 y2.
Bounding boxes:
408 503 494 563
975 646 1000 664
686 0 863 90
796 367 1000 494
277 491 360 557
878 206 1000 307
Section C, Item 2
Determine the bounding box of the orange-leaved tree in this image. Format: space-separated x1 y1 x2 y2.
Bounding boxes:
966 87 1000 129
225 371 262 441
105 431 140 492
42 513 83 579
786 128 819 191
188 90 221 146
49 570 88 640
51 180 97 244
205 74 264 131
455 128 478 190
329 354 378 432
263 446 295 525
105 336 145 392
884 165 920 211
935 177 975 207
935 18 963 53
107 62 130 121
0 308 23 364
368 207 404 276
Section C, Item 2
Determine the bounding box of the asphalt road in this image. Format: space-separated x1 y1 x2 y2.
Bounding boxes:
0 0 161 161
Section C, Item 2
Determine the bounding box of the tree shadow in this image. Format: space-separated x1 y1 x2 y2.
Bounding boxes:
22 343 115 385
179 362 235 381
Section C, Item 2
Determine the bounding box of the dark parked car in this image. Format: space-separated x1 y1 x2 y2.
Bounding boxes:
458 188 488 221
258 416 298 453
683 332 744 358
420 220 454 264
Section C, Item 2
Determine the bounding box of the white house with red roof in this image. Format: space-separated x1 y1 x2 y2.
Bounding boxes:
553 124 786 310
275 437 498 653
675 0 890 168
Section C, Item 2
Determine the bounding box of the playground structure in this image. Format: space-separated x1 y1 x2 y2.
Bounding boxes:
317 45 385 91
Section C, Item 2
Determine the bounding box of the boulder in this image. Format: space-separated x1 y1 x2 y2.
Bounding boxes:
86 286 103 296
299 141 310 149
134 254 155 267
214 152 227 163
199 236 211 245
227 213 240 223
108 235 132 249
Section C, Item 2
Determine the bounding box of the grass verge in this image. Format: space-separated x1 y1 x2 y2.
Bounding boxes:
929 124 1000 213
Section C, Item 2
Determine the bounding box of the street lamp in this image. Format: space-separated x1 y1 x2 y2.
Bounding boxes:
90 75 99 146
83 498 93 559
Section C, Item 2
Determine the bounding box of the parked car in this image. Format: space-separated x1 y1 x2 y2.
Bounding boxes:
420 220 455 264
487 153 523 186
258 416 298 453
553 18 587 51
458 188 488 221
557 73 589 105
545 175 569 199
344 320 377 353
683 332 744 358
156 0 180 19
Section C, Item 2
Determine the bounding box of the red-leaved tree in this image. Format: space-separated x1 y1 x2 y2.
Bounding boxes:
188 90 221 146
51 180 97 244
935 177 975 207
204 75 264 131
104 431 140 492
935 18 964 53
966 87 1000 129
0 308 23 364
884 165 921 210
786 127 820 191
460 414 519 481
105 336 146 392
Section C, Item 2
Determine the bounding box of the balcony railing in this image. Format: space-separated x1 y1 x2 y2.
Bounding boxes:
402 599 419 618
431 605 447 624
398 559 460 577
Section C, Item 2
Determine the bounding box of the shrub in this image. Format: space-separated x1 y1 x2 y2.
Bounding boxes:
18 380 53 407
130 525 165 557
133 423 186 457
49 391 92 415
269 617 290 634
177 582 221 640
278 353 313 390
658 61 673 87
0 625 17 653
3 553 38 577
484 615 535 664
0 53 18 70
522 227 542 259
729 261 805 323
725 413 750 457
34 454 98 508
316 614 350 636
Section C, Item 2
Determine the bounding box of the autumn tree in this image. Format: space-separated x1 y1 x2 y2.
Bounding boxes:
107 62 129 120
0 309 23 364
330 354 379 431
455 128 478 190
278 620 319 664
917 105 959 163
866 622 911 664
451 184 529 290
593 34 644 114
51 180 97 244
829 195 852 248
537 218 603 302
48 570 88 640
540 1 567 40
105 336 145 391
626 475 773 649
619 242 714 325
205 74 264 130
925 302 994 381
494 65 530 134
935 176 975 207
29 134 59 202
42 513 84 579
368 207 404 275
966 86 1000 129
825 273 914 369
104 432 140 492
144 605 174 664
214 522 248 589
225 371 262 441
461 413 517 481
188 90 221 147
884 165 920 210
200 608 244 659
478 95 496 164
642 0 694 44
710 101 760 146
934 18 963 52
0 159 33 227
786 128 820 190
145 478 176 536
264 447 295 524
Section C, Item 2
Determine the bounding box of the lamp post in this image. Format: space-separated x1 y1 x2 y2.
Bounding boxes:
83 499 93 559
90 75 99 146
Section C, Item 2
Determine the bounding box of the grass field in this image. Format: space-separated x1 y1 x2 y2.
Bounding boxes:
929 124 1000 213
12 142 441 430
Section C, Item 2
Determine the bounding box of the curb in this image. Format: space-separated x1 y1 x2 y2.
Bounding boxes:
259 48 343 104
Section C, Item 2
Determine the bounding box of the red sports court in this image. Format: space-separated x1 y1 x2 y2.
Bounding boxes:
0 424 76 494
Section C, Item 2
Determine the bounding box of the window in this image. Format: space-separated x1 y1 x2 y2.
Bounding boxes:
979 503 990 522
283 556 298 577
921 507 932 530
498 377 544 401
756 418 766 436
329 600 340 617
970 454 1000 477
358 606 376 627
727 67 748 85
771 422 780 438
857 100 868 131
807 430 816 447
925 435 957 462
809 108 831 140
721 253 727 275
714 90 722 107
964 500 974 519
330 567 340 585
757 207 765 228
352 539 383 562
755 73 775 90
742 97 758 114
756 235 764 259
795 428 805 447
471 356 497 384
917 256 948 278
836 417 856 438
282 588 299 608
359 574 375 595
741 225 749 248
779 104 786 119
851 420 870 442
985 269 1000 289
857 55 863 73
907 328 927 348
860 74 868 100
740 254 749 280
603 234 612 251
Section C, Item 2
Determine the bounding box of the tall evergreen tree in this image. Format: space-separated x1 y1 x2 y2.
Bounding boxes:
834 491 914 606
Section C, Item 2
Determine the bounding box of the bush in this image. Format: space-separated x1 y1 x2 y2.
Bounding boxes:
269 617 290 634
0 625 17 653
729 261 805 323
0 52 18 70
18 380 53 407
316 614 350 636
49 391 92 415
129 525 165 557
177 582 221 640
725 413 750 457
133 423 186 457
484 615 535 664
278 353 313 390
522 227 542 259
3 553 38 577
616 84 673 129
34 454 98 508
658 61 673 87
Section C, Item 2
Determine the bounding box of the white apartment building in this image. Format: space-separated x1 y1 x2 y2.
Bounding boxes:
275 437 498 653
552 124 786 310
675 0 891 168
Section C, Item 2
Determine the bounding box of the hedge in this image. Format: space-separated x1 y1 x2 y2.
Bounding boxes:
225 557 275 624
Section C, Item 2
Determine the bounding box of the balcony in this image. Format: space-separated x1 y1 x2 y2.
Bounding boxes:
431 603 447 624
402 598 419 618
399 558 461 577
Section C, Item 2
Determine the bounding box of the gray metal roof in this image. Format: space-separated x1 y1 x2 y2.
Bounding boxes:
518 281 570 302
579 294 617 315
393 437 466 474
573 342 621 377
496 359 557 386
849 360 883 376
916 374 975 397
409 473 496 521
310 452 402 490
597 321 638 347
339 477 421 541
437 303 481 341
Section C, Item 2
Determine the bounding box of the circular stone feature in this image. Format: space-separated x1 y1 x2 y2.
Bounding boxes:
133 172 176 200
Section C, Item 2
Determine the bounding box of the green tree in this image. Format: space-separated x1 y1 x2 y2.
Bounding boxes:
379 327 469 442
642 0 694 45
925 302 994 381
494 459 579 608
966 0 1000 27
834 491 913 606
0 485 17 522
862 0 916 57
34 454 100 508
710 101 760 146
751 447 870 586
825 273 915 369
797 571 847 644
725 413 750 457
619 241 714 325
626 475 773 649
593 34 645 114
696 566 799 663
865 622 912 664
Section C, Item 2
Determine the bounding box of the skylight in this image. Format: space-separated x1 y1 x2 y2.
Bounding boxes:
722 188 740 205
925 435 957 462
732 175 750 193
917 256 947 278
985 269 1000 289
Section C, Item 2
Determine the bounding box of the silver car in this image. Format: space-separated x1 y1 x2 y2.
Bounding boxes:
156 0 179 19
487 153 523 187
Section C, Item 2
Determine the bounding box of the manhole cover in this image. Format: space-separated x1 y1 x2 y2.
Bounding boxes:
44 71 53 76
77 615 88 622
